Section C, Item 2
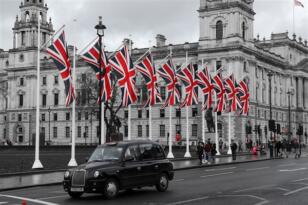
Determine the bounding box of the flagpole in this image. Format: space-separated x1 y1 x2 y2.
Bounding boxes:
128 35 132 141
68 19 78 167
40 24 65 50
101 38 106 144
227 66 232 155
149 47 153 142
201 59 205 144
184 50 191 158
293 0 295 35
32 13 43 169
167 46 174 158
214 93 221 156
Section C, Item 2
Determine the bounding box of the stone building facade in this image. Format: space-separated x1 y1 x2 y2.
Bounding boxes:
0 0 308 146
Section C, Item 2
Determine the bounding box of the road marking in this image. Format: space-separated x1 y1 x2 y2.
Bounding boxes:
283 186 308 196
279 168 307 172
292 177 308 182
0 202 8 205
275 187 290 192
174 179 185 182
165 196 209 205
200 172 233 178
38 195 68 200
234 184 276 193
0 194 59 205
246 167 270 171
278 163 296 167
218 194 269 205
205 167 236 172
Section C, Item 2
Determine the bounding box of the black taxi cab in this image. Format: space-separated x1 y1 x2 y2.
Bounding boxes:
63 140 174 199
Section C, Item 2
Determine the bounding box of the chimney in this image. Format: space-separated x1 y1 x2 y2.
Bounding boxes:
156 34 166 47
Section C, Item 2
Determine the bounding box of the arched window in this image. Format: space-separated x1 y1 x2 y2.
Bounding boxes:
242 22 246 40
25 11 30 22
39 12 43 22
216 21 223 40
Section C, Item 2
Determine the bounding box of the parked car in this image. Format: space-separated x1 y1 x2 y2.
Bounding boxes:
63 140 174 199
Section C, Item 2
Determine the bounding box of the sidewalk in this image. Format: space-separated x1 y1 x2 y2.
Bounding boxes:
0 153 269 191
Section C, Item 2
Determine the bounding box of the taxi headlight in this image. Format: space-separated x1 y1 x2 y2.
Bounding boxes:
94 170 100 178
64 171 70 178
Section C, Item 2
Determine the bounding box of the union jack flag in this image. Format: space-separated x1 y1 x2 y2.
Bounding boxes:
46 31 75 107
177 63 199 107
197 65 214 110
224 74 242 112
108 44 137 107
157 57 181 108
135 52 161 107
80 39 113 103
212 72 226 113
237 80 250 115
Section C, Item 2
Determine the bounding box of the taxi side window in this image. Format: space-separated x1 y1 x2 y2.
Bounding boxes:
124 145 140 161
140 144 164 160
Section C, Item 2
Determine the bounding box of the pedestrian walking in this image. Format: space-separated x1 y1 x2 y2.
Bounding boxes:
276 140 282 158
204 139 212 163
197 141 204 165
282 139 288 158
268 139 274 159
211 143 217 163
231 139 238 160
238 140 243 152
219 138 223 151
294 139 300 159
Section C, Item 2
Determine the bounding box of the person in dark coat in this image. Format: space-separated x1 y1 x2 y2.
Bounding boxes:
211 143 217 163
231 139 238 160
197 141 205 165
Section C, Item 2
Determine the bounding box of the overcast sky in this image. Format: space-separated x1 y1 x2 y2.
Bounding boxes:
0 0 307 51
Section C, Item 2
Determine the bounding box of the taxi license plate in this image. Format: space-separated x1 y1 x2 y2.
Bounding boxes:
71 187 84 192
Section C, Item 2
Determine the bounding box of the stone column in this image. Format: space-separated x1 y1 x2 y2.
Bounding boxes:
297 77 303 108
304 78 308 109
13 32 16 49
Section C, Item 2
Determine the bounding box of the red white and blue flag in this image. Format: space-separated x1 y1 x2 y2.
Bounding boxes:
46 31 75 107
197 65 214 110
157 57 181 108
109 44 137 107
177 63 199 107
135 52 161 107
294 0 304 7
224 74 242 112
212 71 226 113
80 39 113 103
237 80 250 115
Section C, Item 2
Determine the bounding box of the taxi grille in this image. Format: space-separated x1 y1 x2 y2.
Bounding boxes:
72 170 86 186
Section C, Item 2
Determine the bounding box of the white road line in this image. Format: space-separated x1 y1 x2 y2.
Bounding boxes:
0 194 59 205
292 177 308 182
283 186 308 196
218 194 269 205
275 187 290 192
279 168 307 172
200 172 233 178
0 202 8 205
234 184 276 193
246 167 270 171
37 195 68 200
205 167 236 172
165 196 209 205
278 163 297 167
174 179 185 182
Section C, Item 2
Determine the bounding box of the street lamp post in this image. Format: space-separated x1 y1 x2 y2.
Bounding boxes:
287 90 293 143
95 16 106 145
267 71 274 157
48 106 51 144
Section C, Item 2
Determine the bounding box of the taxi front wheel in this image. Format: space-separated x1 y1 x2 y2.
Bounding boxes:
103 178 119 199
156 173 169 192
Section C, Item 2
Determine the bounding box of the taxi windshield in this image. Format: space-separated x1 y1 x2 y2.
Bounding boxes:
88 146 123 162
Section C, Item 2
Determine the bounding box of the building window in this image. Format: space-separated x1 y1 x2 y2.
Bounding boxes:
216 61 222 71
18 114 22 122
192 124 198 137
146 110 149 118
42 76 47 85
176 124 181 133
124 126 128 137
242 22 246 40
54 93 59 106
65 127 70 138
21 31 26 46
78 112 81 121
19 94 23 107
66 112 70 121
160 86 166 100
96 126 100 137
176 108 181 117
160 125 165 137
85 112 89 120
138 125 142 137
41 113 45 121
54 76 59 85
53 127 57 138
53 113 57 121
124 110 128 119
77 126 81 138
216 20 223 40
3 128 6 139
243 61 248 73
146 125 149 137
160 109 165 118
20 77 24 86
42 94 47 107
138 110 142 118
192 108 198 117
